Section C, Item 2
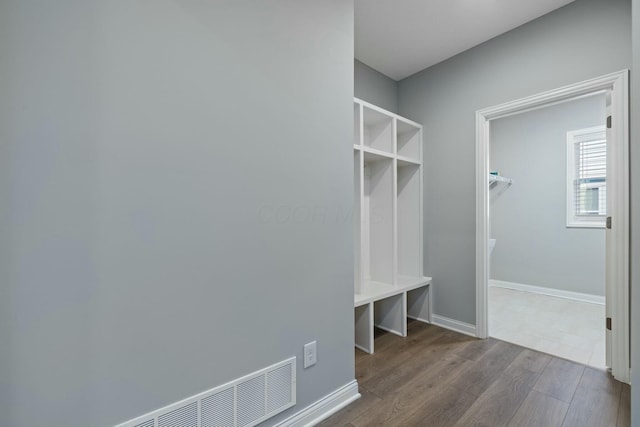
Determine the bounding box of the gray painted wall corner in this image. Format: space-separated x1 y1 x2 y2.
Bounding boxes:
354 59 399 113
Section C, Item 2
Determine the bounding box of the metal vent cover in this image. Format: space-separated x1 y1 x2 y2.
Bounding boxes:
267 365 293 414
157 402 197 427
115 357 296 427
201 388 234 427
237 376 266 427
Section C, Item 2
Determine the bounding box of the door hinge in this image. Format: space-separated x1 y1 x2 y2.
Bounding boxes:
606 216 612 229
606 317 612 330
607 115 612 128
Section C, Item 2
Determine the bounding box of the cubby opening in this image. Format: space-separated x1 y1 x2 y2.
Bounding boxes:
397 119 421 160
363 106 393 153
397 160 421 281
374 294 406 337
363 152 394 286
407 286 430 323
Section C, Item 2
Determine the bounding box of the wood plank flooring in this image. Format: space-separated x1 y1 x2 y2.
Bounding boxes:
318 321 630 427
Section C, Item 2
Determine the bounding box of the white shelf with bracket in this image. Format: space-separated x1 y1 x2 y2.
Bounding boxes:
489 174 513 185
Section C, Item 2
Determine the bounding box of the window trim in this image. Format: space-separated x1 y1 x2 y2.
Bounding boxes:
566 125 606 228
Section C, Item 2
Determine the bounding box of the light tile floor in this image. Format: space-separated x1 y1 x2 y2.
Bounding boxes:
489 286 605 368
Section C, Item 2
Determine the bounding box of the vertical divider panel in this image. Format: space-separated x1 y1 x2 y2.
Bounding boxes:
392 121 399 288
355 303 374 354
402 291 408 336
354 150 363 294
362 157 370 283
419 129 424 278
392 117 398 154
353 102 362 146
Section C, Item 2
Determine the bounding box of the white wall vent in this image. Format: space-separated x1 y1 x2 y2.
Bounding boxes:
115 357 296 427
157 402 198 427
201 388 234 427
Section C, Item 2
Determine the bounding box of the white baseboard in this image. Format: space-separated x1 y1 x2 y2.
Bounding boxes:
431 314 477 337
489 280 605 305
407 314 430 324
274 380 360 427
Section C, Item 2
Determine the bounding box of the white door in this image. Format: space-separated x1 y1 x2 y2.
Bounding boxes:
604 83 630 382
605 98 612 370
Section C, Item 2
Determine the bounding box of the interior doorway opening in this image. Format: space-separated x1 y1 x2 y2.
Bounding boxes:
475 70 630 382
487 94 607 368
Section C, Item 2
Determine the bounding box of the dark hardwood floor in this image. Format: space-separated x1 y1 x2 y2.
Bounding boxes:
319 321 630 427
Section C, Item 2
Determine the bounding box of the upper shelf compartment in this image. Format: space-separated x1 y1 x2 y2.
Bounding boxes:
363 105 393 153
397 119 421 161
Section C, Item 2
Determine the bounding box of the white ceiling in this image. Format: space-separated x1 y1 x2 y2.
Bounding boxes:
355 0 576 81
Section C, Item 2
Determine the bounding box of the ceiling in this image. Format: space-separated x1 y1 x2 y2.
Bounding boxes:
355 0 576 81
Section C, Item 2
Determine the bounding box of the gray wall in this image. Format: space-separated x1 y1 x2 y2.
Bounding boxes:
398 0 631 324
0 1 355 426
490 95 606 296
354 59 398 113
630 0 639 424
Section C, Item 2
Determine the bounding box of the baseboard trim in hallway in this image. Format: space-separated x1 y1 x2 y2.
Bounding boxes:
431 314 477 337
490 280 605 305
274 380 360 427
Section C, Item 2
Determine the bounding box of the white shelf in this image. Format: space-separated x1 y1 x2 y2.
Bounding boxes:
354 277 432 307
353 145 421 165
489 174 513 185
397 275 432 289
396 155 421 166
354 281 394 307
354 97 422 128
361 146 396 161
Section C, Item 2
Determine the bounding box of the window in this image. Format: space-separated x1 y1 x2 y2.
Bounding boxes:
566 126 606 228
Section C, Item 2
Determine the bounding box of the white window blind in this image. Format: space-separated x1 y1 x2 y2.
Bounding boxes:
566 126 606 228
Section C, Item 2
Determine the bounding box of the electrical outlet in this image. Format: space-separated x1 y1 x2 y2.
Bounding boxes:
303 341 317 368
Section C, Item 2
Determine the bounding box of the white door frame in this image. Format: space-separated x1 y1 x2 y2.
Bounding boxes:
475 70 630 382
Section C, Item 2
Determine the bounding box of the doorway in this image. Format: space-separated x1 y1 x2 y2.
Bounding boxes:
488 94 606 368
475 70 630 382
